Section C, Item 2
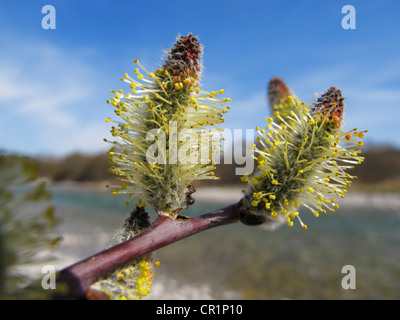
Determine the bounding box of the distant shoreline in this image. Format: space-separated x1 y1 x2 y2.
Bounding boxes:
40 179 400 210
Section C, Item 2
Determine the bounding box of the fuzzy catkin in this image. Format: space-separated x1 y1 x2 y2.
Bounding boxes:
240 87 366 230
105 34 230 218
90 203 160 300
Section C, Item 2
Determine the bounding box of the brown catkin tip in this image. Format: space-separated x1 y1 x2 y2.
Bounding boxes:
267 77 293 109
165 34 202 74
313 87 345 127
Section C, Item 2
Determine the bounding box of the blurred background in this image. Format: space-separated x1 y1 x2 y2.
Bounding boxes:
0 0 399 299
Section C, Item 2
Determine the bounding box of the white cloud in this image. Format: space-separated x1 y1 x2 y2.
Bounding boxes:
0 38 109 156
45 122 111 155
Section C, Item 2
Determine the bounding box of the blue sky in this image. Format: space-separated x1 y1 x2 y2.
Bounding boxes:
0 0 399 157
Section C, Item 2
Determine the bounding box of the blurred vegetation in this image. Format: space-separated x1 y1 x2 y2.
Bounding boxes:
350 146 400 179
34 144 400 192
37 153 112 182
0 152 61 299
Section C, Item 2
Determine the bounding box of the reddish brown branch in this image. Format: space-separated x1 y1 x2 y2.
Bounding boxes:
55 202 240 299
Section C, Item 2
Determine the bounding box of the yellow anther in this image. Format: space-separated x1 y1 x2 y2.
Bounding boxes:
117 272 125 280
189 97 197 104
251 177 259 183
